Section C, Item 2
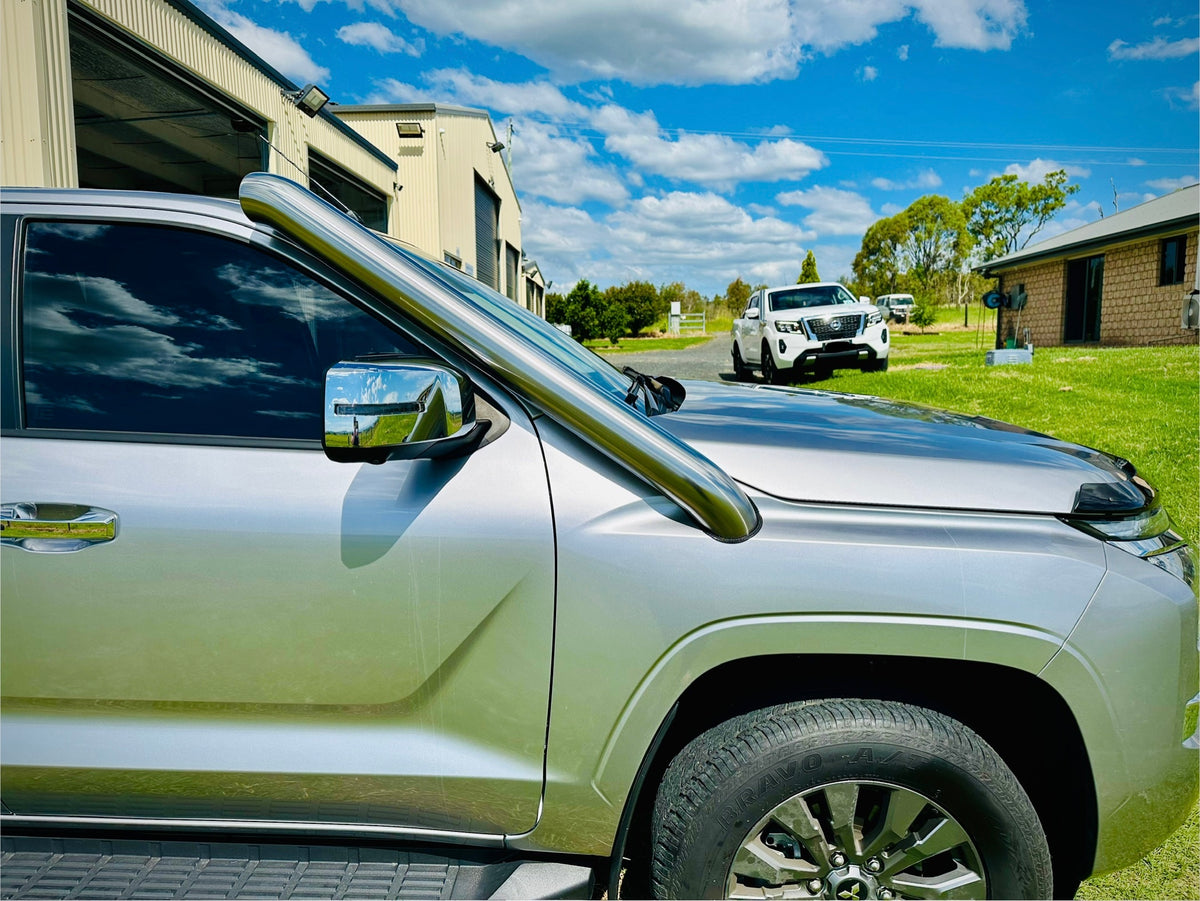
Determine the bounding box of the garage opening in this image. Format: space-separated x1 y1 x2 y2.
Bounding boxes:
474 176 500 290
308 150 388 231
68 7 266 197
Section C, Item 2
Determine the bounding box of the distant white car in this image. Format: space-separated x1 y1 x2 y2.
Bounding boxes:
875 293 915 323
732 282 889 383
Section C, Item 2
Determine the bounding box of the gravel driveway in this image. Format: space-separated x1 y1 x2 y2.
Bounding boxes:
602 334 739 384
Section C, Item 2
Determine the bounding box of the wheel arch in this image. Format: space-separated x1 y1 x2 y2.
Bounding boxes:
610 652 1097 899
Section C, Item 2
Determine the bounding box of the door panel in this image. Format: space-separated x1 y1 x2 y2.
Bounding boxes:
1 213 555 836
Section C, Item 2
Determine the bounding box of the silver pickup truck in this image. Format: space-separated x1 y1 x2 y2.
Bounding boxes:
1 174 1196 901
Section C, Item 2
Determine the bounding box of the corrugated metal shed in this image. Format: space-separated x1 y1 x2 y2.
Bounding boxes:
336 104 525 303
3 0 396 211
1 0 78 188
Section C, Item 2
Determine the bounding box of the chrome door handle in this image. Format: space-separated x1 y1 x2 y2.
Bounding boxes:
1 502 119 553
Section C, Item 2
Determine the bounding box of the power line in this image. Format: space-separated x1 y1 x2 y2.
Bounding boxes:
526 116 1197 158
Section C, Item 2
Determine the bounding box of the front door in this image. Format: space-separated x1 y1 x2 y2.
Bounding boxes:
1 211 555 836
1064 255 1104 343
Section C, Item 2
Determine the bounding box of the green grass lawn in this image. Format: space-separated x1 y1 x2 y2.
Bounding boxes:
586 334 714 353
826 318 1199 542
585 315 737 353
824 312 1199 899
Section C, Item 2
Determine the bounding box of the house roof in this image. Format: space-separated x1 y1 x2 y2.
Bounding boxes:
977 183 1199 274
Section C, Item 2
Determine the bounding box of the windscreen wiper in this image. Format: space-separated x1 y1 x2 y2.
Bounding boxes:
623 367 685 415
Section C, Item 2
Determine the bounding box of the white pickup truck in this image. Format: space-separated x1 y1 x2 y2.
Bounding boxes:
732 282 890 383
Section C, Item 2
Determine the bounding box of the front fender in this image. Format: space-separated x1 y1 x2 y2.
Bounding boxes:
590 614 1066 806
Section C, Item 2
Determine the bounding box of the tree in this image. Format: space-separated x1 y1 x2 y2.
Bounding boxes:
799 250 820 283
723 277 751 316
852 213 909 299
604 281 661 337
902 195 971 287
545 279 626 343
659 281 705 313
909 301 938 333
964 170 1079 262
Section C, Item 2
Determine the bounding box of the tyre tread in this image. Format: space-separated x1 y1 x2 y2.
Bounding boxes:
649 699 1052 900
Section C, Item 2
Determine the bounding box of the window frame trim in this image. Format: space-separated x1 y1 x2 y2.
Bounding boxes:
7 211 463 447
1159 233 1187 287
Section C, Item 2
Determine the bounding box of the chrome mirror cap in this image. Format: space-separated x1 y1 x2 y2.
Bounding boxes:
324 358 485 463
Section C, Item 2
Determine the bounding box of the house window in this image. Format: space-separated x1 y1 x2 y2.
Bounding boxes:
1160 234 1187 286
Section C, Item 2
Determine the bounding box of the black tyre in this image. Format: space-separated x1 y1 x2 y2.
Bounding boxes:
651 699 1052 900
761 343 786 385
864 356 889 373
732 343 751 381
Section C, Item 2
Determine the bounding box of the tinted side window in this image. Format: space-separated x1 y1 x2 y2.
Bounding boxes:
21 221 417 440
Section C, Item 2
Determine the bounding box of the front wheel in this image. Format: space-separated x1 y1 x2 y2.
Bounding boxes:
761 343 786 385
651 699 1052 900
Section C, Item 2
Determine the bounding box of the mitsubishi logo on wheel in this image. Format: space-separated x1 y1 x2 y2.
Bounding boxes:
836 879 867 900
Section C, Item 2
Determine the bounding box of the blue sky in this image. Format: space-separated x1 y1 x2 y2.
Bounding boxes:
198 0 1199 297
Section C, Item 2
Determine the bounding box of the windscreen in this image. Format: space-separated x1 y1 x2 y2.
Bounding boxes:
388 245 632 398
768 285 857 311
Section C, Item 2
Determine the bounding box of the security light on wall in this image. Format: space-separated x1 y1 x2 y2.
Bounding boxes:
487 141 505 153
284 84 329 117
396 122 424 138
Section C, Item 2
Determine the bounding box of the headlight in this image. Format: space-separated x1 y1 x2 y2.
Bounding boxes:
867 309 883 326
1062 505 1198 591
775 320 801 333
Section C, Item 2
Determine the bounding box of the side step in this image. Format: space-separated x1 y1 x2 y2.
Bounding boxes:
1 835 594 900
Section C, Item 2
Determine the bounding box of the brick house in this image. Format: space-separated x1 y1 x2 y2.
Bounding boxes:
978 184 1198 348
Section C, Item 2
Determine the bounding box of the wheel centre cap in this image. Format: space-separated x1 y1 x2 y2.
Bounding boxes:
826 865 878 900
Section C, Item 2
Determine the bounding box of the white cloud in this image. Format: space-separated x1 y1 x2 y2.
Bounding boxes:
279 0 401 14
512 125 630 206
1145 175 1200 193
382 0 1026 87
364 71 825 192
871 169 943 191
1038 199 1103 238
1167 81 1200 109
395 0 803 86
363 77 426 104
775 186 878 236
197 2 330 84
391 68 592 121
1127 157 1147 167
598 105 827 190
522 194 814 294
1003 158 1091 181
912 0 1027 51
1108 36 1200 60
336 22 422 55
897 43 910 60
861 66 879 81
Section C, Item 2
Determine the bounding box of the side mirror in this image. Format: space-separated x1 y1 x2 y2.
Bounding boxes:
324 358 487 463
745 308 760 320
859 296 871 304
